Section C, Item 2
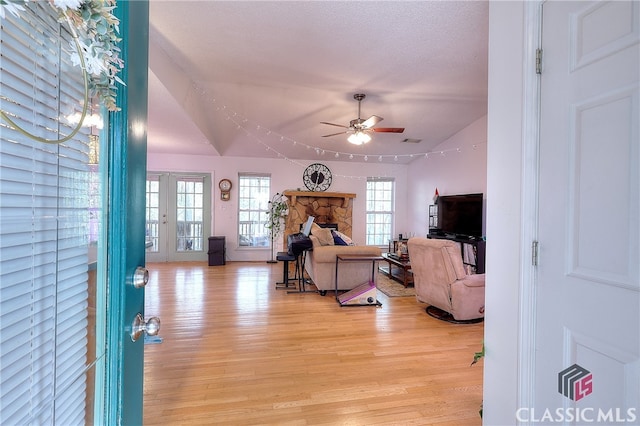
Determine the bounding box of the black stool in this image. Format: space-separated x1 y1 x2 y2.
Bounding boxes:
286 250 316 294
275 252 296 289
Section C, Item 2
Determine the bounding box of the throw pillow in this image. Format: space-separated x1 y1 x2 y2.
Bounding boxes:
310 222 322 235
332 230 348 246
333 230 354 245
312 226 334 246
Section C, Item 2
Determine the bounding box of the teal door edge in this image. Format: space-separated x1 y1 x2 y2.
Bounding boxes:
104 1 150 425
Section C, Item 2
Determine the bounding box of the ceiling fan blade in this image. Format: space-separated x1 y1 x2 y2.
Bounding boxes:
361 115 383 129
320 121 350 129
322 131 349 137
372 127 405 133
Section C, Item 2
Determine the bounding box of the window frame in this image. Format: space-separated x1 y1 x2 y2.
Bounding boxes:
237 173 271 248
365 177 395 246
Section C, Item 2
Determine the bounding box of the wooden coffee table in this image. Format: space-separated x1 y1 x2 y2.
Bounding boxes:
380 253 413 287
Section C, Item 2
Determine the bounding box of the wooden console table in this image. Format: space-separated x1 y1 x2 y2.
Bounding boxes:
380 252 413 287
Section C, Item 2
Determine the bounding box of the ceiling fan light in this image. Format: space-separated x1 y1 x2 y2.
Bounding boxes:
347 133 361 145
347 132 371 145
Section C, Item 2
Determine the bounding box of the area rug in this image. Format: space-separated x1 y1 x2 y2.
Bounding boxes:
376 272 415 297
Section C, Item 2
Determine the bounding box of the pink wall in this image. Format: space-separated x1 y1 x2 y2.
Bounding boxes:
407 116 488 237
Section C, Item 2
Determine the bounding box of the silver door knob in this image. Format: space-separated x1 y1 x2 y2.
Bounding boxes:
130 313 161 342
132 266 149 288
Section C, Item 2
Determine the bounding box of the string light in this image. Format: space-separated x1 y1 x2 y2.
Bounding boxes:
190 82 486 166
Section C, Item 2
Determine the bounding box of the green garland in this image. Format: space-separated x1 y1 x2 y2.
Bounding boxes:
1 0 124 112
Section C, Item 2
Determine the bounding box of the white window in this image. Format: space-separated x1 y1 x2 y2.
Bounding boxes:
238 174 271 247
366 178 395 246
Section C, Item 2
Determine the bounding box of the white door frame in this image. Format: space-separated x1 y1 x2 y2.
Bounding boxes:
518 0 543 415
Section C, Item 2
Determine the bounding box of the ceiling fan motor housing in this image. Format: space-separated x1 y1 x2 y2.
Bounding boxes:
350 118 366 128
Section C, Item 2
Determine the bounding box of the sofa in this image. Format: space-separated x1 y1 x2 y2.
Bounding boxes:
304 225 382 295
407 237 485 322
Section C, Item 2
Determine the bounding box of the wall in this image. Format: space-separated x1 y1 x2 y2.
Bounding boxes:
483 1 528 424
407 116 488 237
146 154 409 261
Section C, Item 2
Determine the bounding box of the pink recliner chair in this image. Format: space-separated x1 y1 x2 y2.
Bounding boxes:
407 237 485 323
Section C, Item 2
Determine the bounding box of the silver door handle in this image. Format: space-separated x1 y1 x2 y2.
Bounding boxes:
130 313 161 342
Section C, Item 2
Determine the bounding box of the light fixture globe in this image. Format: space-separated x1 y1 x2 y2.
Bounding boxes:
347 131 371 145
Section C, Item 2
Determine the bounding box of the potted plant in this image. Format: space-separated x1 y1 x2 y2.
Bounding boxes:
265 192 288 263
470 342 485 418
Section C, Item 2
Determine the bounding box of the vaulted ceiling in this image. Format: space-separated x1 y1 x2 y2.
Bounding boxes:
147 1 489 164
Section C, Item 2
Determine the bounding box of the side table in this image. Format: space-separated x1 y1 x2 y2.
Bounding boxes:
334 254 384 306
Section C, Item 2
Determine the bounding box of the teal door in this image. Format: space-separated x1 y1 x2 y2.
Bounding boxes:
104 1 153 424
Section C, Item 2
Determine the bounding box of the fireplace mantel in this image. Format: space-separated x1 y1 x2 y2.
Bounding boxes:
283 190 356 208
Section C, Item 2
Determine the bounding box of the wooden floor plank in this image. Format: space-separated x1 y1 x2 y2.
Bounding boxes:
143 261 483 425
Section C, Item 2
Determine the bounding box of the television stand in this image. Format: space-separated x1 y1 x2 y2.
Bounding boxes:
427 233 485 274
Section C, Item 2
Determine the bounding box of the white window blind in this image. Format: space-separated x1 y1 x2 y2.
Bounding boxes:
1 3 92 425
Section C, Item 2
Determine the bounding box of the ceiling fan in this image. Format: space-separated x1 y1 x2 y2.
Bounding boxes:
321 93 405 145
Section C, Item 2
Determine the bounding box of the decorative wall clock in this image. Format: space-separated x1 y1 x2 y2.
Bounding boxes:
303 163 332 192
219 178 232 201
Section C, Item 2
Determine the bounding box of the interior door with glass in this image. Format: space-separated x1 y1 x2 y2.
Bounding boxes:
0 1 151 424
146 172 211 262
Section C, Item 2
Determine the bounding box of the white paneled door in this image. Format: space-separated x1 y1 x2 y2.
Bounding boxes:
535 0 639 421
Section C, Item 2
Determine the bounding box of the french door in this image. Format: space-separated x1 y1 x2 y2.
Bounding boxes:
146 172 211 262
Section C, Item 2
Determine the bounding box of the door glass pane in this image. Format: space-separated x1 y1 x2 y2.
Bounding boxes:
0 3 105 423
176 176 205 252
146 176 160 252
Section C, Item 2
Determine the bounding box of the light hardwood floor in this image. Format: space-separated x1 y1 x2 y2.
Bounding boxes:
143 261 484 425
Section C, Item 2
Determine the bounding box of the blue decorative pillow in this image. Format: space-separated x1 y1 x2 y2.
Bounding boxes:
332 230 348 246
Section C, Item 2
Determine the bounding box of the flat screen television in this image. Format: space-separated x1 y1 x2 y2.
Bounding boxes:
436 193 484 238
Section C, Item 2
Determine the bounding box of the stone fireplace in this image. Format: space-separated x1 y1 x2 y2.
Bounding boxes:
282 190 356 246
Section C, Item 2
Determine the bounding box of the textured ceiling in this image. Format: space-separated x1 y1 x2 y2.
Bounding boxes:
147 1 489 164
